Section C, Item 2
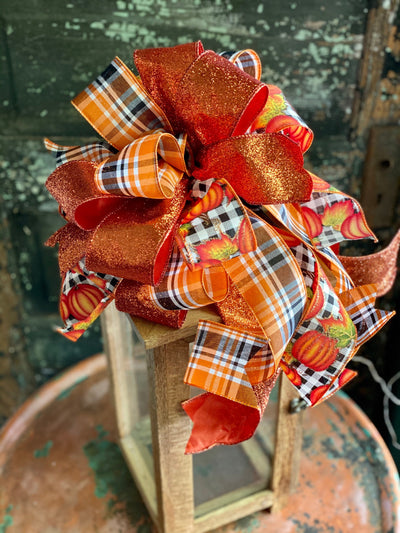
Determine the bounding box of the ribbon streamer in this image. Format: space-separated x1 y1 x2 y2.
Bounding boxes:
45 42 399 453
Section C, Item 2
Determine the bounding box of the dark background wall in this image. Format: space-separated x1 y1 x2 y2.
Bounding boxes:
1 0 399 461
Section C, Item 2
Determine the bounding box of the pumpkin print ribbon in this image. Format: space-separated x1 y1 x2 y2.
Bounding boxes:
45 42 399 454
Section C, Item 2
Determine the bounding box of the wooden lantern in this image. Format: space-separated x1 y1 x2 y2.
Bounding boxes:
101 301 303 533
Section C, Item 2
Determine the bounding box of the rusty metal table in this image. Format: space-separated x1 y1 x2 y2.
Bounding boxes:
0 353 399 533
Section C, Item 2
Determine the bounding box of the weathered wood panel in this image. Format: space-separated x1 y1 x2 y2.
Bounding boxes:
1 0 367 146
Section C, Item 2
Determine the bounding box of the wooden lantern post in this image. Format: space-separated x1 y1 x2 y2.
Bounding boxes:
101 301 303 533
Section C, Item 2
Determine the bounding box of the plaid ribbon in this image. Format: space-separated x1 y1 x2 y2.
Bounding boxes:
177 179 256 268
44 138 117 166
150 246 229 310
72 57 171 150
95 131 187 198
339 284 394 348
223 216 307 364
47 58 188 201
259 203 354 294
220 49 262 80
318 246 354 294
185 320 272 409
289 241 316 289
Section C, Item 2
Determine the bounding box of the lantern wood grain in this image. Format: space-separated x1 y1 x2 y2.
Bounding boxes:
101 305 303 533
271 374 304 512
147 340 195 533
101 301 140 438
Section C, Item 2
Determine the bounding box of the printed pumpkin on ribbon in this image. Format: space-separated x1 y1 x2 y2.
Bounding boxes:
300 191 375 249
176 178 256 269
57 258 120 341
252 85 313 153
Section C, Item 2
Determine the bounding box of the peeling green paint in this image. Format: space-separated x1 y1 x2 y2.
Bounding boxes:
0 506 13 533
233 513 260 532
83 425 151 529
34 440 53 458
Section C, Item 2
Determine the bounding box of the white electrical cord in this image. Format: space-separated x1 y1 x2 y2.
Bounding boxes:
353 355 400 450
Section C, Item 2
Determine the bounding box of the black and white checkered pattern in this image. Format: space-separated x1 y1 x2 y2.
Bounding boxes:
301 192 359 248
62 257 120 296
190 178 213 200
288 275 353 405
290 242 316 288
45 139 116 167
180 194 245 265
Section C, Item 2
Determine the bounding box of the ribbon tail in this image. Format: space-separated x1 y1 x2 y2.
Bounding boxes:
182 393 261 454
182 319 279 453
57 258 121 342
339 228 400 297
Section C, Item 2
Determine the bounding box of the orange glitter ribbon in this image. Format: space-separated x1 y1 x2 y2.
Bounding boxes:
45 42 399 454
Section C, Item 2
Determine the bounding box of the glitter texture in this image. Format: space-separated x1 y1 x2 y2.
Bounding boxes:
45 223 92 274
135 41 203 134
194 133 313 204
253 369 281 414
175 51 268 151
115 280 186 328
216 283 265 336
86 179 189 285
339 229 400 297
46 160 124 230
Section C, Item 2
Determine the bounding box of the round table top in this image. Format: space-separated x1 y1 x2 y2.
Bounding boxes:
0 353 399 533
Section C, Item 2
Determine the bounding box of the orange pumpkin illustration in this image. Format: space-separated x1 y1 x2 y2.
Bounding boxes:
280 360 302 386
234 217 257 254
310 384 330 405
67 284 104 321
304 283 324 320
196 234 238 267
301 206 322 241
341 212 371 240
321 199 354 230
59 293 69 322
182 181 224 223
292 330 339 371
338 368 357 387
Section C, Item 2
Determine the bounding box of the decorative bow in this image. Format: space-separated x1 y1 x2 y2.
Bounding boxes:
45 42 399 453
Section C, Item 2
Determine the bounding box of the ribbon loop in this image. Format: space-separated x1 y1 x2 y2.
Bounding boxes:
86 179 189 285
72 57 172 150
44 40 398 455
175 51 268 150
177 179 257 269
44 138 116 166
194 133 313 205
220 49 262 80
46 160 126 230
95 132 187 199
135 41 204 133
